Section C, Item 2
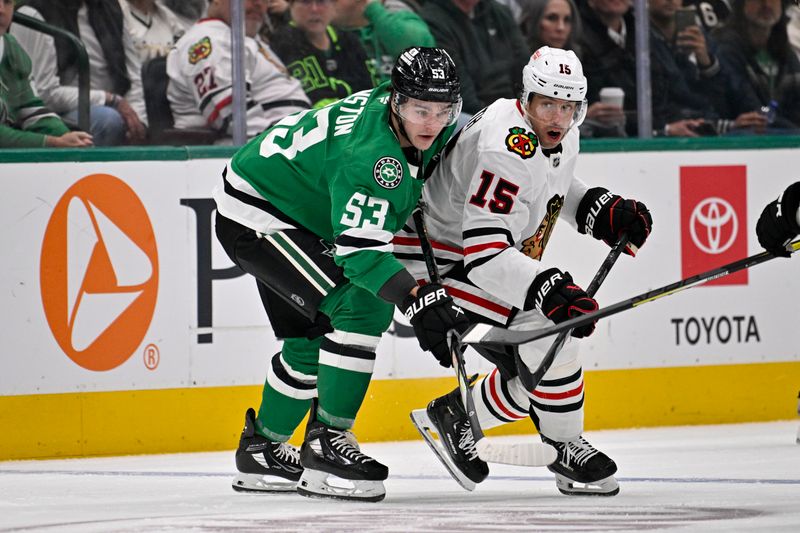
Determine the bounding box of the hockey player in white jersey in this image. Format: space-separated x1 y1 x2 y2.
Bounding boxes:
404 47 653 496
166 0 310 139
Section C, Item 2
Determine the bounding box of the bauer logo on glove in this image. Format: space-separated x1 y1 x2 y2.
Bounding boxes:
577 187 652 256
402 283 470 367
525 267 599 338
404 286 449 319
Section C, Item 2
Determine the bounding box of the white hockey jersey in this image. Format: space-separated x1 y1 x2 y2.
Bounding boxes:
396 98 590 325
166 19 310 137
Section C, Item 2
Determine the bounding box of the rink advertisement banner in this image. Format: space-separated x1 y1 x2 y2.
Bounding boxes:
679 166 748 286
1 147 799 399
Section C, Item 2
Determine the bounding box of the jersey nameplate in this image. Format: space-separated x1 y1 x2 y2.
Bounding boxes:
373 157 403 189
505 127 538 160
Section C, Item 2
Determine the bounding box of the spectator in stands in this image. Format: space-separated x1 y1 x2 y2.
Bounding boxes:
12 0 148 145
649 0 729 136
270 0 373 108
577 0 642 136
331 0 435 85
162 0 205 28
713 0 800 132
1 0 93 148
519 0 582 54
167 0 310 140
419 0 529 116
577 0 711 137
261 0 291 39
121 0 187 62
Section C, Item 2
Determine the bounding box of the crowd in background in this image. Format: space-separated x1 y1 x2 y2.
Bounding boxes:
2 0 800 147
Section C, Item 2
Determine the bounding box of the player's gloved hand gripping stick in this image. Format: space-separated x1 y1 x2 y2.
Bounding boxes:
464 239 800 349
515 234 629 392
411 206 558 468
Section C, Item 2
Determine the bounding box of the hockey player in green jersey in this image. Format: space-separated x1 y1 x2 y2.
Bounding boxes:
214 46 467 501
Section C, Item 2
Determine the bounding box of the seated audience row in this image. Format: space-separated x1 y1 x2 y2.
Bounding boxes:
4 0 800 148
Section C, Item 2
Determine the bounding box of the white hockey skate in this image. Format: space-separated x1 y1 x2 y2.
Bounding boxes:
542 435 619 496
297 419 388 502
232 408 303 493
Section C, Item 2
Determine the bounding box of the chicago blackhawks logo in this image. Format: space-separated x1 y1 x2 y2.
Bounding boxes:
189 36 212 64
373 157 403 189
505 127 538 159
521 194 563 260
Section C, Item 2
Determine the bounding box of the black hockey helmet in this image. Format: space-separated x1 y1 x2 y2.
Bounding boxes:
391 47 461 104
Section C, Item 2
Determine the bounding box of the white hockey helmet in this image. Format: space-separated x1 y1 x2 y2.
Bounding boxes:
521 46 588 128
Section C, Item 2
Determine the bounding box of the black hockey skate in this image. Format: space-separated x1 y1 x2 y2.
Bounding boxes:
297 417 388 502
410 384 489 491
541 434 619 496
231 408 303 493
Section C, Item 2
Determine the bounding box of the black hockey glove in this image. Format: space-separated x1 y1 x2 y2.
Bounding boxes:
577 187 653 256
524 268 598 338
402 283 470 367
756 182 800 258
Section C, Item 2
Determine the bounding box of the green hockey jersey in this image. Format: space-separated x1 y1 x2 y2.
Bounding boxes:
214 82 454 297
0 34 69 148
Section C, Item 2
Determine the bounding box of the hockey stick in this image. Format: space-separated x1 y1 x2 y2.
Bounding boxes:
463 239 800 349
515 234 629 392
411 206 557 468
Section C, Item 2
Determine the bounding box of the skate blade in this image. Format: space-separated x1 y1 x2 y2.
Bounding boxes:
231 472 298 493
297 468 386 502
554 473 620 497
476 438 557 467
409 409 476 492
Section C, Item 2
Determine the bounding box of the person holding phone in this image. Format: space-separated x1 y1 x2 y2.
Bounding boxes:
648 0 736 136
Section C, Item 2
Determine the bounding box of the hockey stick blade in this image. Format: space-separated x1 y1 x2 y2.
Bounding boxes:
475 438 557 467
516 234 629 392
463 239 800 348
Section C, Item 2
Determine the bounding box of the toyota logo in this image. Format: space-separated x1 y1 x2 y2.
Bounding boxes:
689 197 738 254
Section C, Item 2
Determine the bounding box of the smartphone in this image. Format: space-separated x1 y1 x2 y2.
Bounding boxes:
675 7 697 33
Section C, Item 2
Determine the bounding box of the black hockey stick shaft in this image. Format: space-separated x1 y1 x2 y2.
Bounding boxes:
516 234 629 391
463 239 800 348
412 206 485 443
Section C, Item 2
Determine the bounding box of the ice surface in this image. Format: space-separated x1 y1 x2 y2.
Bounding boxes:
1 421 798 532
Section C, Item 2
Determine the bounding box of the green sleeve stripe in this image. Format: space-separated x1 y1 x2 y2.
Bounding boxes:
268 232 338 293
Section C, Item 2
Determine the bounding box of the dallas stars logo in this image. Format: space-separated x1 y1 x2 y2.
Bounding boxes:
373 157 403 189
505 127 537 159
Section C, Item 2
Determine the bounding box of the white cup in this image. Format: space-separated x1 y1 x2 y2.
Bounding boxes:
599 87 625 108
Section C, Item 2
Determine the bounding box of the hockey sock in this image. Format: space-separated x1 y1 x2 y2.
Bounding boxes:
257 338 320 441
316 330 381 429
474 369 531 428
528 364 585 440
